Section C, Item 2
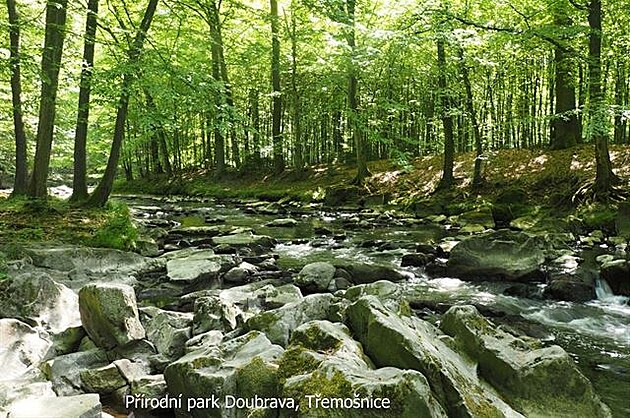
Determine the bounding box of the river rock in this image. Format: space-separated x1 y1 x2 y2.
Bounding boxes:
79 283 146 349
342 280 407 314
166 251 235 284
0 319 53 382
265 218 298 227
600 259 630 296
334 261 407 285
447 229 546 281
192 295 239 335
0 272 81 334
164 331 284 418
25 245 152 274
543 274 596 302
223 262 258 284
211 232 276 249
295 262 336 292
0 369 55 415
246 294 334 347
441 305 611 417
6 394 102 418
42 349 109 396
280 320 448 417
345 296 522 417
140 307 193 359
401 253 435 267
80 362 127 394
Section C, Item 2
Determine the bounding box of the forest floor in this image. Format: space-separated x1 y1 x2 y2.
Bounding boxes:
117 145 630 208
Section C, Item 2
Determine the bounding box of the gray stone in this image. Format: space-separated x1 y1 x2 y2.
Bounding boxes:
246 294 334 347
7 394 101 418
441 305 611 417
223 262 258 284
265 218 298 227
141 307 192 360
333 262 407 285
25 245 152 274
447 230 546 281
164 331 284 418
166 251 233 284
42 349 109 396
0 319 53 382
0 273 80 334
295 262 336 292
280 320 447 418
192 296 239 335
80 363 126 394
346 296 522 417
211 232 276 249
79 283 145 349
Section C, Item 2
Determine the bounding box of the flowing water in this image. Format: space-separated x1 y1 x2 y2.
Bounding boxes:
120 195 630 416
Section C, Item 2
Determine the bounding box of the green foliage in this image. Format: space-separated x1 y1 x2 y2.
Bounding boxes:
0 252 7 281
578 203 617 232
89 202 137 251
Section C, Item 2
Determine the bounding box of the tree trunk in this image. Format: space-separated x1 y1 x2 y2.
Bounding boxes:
271 0 284 173
288 5 303 172
207 1 225 176
457 46 484 189
6 0 28 196
87 0 159 207
436 35 455 190
588 0 616 197
28 0 68 198
347 0 369 184
70 0 99 202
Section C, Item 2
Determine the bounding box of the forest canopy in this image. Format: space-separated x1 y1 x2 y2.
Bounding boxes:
0 0 628 203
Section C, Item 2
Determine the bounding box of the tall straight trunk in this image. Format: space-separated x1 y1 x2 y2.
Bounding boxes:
87 0 159 207
28 0 68 198
207 1 225 175
347 0 369 184
457 47 484 188
271 0 284 173
288 6 303 171
550 7 579 149
588 0 616 196
70 0 99 202
6 0 28 196
436 35 455 190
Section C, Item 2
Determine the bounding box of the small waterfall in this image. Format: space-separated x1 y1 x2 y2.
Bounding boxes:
595 276 616 300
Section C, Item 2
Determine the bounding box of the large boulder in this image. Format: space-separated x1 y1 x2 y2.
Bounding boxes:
211 232 276 250
441 305 611 417
192 295 240 335
41 349 109 396
246 294 335 347
345 296 521 417
166 251 236 284
0 273 80 334
543 274 596 302
80 363 127 394
0 369 55 414
140 307 193 360
447 230 546 281
78 283 146 349
280 320 447 417
7 394 101 418
600 259 630 296
25 245 152 274
0 319 53 382
334 262 407 285
164 331 284 418
295 262 336 292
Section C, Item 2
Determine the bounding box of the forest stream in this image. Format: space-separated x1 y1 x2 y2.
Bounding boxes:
118 194 630 417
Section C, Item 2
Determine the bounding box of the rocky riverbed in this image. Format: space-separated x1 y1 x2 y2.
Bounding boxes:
1 195 628 417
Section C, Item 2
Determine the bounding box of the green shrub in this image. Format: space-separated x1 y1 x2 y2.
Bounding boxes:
90 202 137 250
